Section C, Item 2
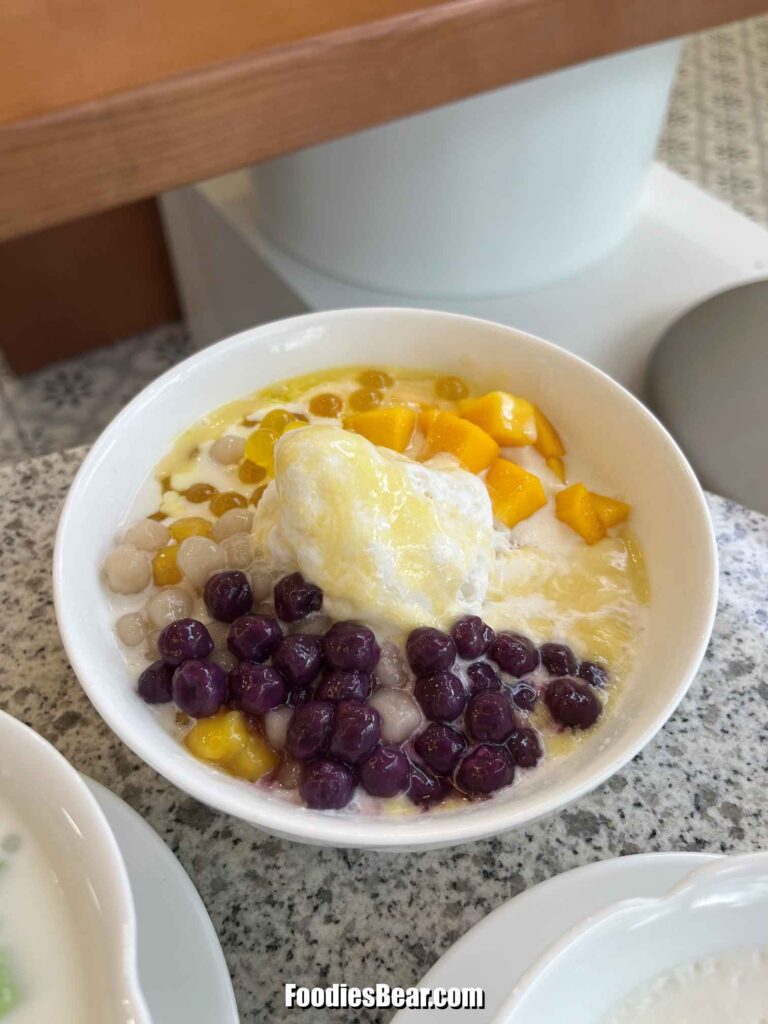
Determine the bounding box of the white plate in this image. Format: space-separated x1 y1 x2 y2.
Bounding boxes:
392 852 720 1023
84 778 239 1024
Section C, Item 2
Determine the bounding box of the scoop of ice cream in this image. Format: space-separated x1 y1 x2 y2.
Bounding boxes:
251 424 493 631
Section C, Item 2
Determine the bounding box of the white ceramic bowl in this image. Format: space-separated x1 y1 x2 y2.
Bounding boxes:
0 711 151 1023
54 308 717 849
496 853 768 1022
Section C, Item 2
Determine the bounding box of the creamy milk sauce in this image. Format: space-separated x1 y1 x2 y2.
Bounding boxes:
604 948 768 1024
0 794 87 1023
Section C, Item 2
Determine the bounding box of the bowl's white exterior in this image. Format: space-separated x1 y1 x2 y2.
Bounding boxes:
0 711 151 1023
496 853 768 1023
54 308 717 849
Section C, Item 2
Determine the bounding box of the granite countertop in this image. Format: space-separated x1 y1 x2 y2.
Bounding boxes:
2 448 767 1023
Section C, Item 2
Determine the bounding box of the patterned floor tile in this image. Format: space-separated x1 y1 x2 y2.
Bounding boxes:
3 322 193 462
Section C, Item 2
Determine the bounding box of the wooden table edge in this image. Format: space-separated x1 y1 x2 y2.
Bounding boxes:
1 0 765 241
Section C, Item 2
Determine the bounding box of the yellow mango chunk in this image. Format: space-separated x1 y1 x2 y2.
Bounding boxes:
152 545 182 586
344 406 417 453
418 407 440 435
169 516 213 542
546 456 566 482
591 491 631 528
485 458 547 528
555 483 606 544
185 710 279 782
422 411 500 473
459 391 536 447
533 406 565 458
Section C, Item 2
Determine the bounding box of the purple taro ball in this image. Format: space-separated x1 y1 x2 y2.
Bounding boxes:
227 614 282 662
455 745 514 796
465 690 516 744
489 632 539 677
323 622 380 672
286 701 335 761
172 659 228 718
272 634 323 689
229 662 287 715
545 677 602 729
157 618 213 667
414 671 466 722
507 727 543 768
406 627 456 675
359 745 410 797
204 571 253 624
137 661 173 704
451 616 495 659
414 723 466 775
317 669 372 704
300 759 356 810
540 642 578 677
466 661 502 695
329 701 380 765
273 573 323 622
579 661 608 688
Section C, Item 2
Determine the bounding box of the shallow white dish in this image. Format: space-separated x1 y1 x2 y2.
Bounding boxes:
498 853 768 1023
0 711 150 1023
84 778 239 1024
54 307 718 849
392 852 719 1024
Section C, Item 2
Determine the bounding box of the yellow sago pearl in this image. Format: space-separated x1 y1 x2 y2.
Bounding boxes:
152 545 182 586
349 388 383 412
238 460 266 485
260 408 294 432
309 393 342 417
185 482 217 503
169 516 213 542
244 427 279 470
209 491 248 517
358 369 393 389
250 485 267 507
435 375 469 401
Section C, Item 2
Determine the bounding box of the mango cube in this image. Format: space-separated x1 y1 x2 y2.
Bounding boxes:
418 407 440 435
421 410 499 473
591 492 631 528
555 483 606 544
185 710 279 782
459 391 536 447
344 406 416 453
533 406 565 458
546 456 566 482
485 458 547 528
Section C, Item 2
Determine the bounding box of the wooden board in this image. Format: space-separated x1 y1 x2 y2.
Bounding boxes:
0 0 765 240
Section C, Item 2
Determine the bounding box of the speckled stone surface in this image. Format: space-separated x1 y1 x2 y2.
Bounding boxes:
1 448 767 1023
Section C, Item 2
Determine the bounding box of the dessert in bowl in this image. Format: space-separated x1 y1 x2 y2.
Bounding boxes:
54 308 717 848
495 853 768 1024
0 711 150 1023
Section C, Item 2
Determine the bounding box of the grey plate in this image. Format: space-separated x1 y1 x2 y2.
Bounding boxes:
647 279 768 515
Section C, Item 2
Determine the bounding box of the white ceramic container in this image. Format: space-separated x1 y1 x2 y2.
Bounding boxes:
0 710 151 1023
54 307 716 849
496 853 768 1023
250 43 681 296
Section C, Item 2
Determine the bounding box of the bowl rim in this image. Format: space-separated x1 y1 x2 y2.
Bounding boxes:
494 851 768 1022
0 710 151 1022
53 306 719 848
